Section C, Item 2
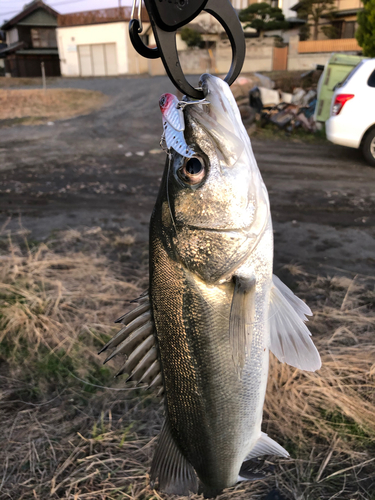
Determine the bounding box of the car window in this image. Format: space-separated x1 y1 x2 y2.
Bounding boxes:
335 61 364 89
367 69 375 87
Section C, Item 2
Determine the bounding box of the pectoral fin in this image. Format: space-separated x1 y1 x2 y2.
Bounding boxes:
150 418 198 495
245 432 289 460
269 275 321 372
229 275 256 370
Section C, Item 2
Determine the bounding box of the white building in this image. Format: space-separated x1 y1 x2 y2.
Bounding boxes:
56 7 150 77
231 0 296 19
279 0 298 19
231 0 252 8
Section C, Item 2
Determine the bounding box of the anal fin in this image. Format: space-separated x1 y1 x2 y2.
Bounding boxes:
270 275 321 372
238 458 273 482
229 275 256 370
245 432 289 461
150 418 198 496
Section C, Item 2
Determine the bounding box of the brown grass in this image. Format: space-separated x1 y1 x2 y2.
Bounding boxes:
0 77 60 88
0 228 374 499
0 88 108 126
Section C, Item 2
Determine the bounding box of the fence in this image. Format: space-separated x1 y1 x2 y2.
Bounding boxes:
298 38 361 53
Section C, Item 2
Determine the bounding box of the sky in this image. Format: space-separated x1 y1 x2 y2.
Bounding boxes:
0 0 133 26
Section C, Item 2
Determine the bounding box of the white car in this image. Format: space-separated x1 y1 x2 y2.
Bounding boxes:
326 58 375 166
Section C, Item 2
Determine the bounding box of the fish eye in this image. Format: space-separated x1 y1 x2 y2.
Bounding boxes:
179 156 206 185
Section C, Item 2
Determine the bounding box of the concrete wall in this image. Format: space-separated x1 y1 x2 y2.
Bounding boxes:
148 33 363 76
211 38 274 74
288 34 334 70
148 37 275 77
288 51 332 70
57 22 129 76
241 38 274 72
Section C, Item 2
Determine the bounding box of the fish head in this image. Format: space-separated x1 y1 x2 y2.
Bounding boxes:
159 74 271 284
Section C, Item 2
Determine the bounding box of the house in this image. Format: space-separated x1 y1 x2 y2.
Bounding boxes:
291 0 363 40
231 0 298 21
0 30 6 75
0 0 60 77
56 7 151 77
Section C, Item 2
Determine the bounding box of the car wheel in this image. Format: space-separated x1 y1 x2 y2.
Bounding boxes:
362 128 375 167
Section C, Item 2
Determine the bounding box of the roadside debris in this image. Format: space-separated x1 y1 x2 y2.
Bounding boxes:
253 72 274 89
233 72 320 135
256 88 318 133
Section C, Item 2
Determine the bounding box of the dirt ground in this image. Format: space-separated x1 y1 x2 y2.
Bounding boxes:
0 75 374 276
0 88 107 126
0 75 375 500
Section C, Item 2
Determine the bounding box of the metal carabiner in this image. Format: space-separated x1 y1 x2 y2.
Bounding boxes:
129 0 246 99
129 0 159 60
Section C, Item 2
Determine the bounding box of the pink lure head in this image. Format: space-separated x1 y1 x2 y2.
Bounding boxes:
159 93 178 116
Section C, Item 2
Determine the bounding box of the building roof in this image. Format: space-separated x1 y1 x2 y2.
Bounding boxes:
290 2 302 11
16 48 59 55
0 41 24 57
291 1 362 14
322 7 363 17
58 6 149 28
2 1 58 30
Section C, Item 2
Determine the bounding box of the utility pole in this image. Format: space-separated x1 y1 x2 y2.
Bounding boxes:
41 61 46 94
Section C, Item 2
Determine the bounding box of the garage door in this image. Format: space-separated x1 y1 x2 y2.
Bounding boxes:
78 43 118 76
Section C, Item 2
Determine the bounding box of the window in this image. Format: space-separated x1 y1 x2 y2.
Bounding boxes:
337 61 364 88
31 28 57 48
342 21 356 39
331 21 343 39
8 28 19 45
368 70 375 88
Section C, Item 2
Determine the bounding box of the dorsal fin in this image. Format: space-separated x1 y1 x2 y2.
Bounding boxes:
99 291 163 392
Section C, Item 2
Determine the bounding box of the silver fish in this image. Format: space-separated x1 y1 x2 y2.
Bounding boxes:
101 74 321 497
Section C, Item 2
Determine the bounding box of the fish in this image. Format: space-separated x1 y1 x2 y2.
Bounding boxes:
100 74 321 497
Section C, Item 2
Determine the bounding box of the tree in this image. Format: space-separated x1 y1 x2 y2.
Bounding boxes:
180 27 203 48
298 22 311 41
297 0 337 41
239 3 289 39
356 0 375 57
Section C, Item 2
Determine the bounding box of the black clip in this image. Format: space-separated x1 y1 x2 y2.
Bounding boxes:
129 0 246 99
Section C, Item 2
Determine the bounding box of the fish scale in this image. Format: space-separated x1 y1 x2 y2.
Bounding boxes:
149 166 273 495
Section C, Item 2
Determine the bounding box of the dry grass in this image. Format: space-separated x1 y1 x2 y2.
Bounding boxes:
0 89 108 126
0 229 374 500
0 77 59 88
